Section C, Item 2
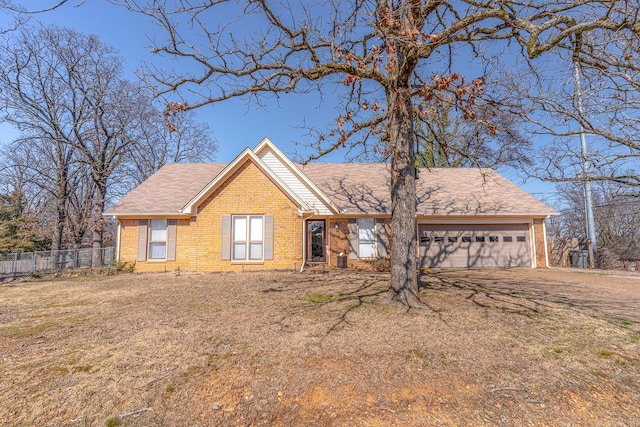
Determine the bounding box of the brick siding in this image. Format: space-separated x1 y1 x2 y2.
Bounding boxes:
117 159 551 272
533 219 547 268
118 160 303 273
327 218 391 269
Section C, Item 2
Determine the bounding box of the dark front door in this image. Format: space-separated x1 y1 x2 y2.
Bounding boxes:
307 220 325 262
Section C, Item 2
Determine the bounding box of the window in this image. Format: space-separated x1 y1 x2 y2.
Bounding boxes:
138 219 176 262
517 235 526 242
476 236 485 242
462 236 472 243
489 236 499 243
434 236 444 242
448 236 458 243
348 218 388 259
420 235 431 245
233 215 264 261
149 219 168 259
357 218 375 258
503 236 513 242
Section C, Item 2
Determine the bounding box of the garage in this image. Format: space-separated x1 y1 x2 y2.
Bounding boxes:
417 223 532 268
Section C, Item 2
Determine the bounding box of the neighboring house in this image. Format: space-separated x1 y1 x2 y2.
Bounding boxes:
105 138 558 272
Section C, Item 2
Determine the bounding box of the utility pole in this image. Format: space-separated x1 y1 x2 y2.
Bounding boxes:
573 61 597 267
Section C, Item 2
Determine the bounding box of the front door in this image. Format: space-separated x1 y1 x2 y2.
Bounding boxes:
307 220 325 262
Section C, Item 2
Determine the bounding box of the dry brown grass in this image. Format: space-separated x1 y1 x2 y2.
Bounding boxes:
0 269 639 426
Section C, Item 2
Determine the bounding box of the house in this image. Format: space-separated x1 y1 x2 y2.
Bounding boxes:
105 138 558 272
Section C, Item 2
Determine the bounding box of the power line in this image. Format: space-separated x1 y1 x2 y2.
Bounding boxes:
550 199 640 215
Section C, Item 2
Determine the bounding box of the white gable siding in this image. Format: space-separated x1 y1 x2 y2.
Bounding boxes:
258 149 332 215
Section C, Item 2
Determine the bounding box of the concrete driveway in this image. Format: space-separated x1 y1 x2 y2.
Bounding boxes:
421 267 640 324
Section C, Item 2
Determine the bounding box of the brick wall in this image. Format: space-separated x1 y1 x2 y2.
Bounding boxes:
532 219 547 268
118 160 303 273
118 218 138 266
194 161 302 271
327 217 391 269
328 219 349 267
118 218 192 273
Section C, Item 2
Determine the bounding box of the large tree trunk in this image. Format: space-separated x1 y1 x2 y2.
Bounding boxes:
385 85 420 307
51 183 67 270
51 204 65 252
52 148 70 269
382 0 422 307
51 203 65 269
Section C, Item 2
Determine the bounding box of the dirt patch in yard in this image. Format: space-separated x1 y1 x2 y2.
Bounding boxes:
0 269 638 426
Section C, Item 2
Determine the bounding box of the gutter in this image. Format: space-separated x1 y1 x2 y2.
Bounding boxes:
103 212 191 218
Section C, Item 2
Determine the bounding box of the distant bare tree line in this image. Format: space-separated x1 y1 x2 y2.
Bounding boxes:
0 24 217 254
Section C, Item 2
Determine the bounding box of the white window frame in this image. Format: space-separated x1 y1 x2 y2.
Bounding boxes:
232 215 265 261
357 218 376 259
148 219 168 260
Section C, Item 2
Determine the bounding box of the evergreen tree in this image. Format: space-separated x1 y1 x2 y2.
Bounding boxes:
0 190 43 253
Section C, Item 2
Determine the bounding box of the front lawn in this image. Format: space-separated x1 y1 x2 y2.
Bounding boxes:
0 270 638 426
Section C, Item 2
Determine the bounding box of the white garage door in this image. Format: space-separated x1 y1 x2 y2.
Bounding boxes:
417 224 532 268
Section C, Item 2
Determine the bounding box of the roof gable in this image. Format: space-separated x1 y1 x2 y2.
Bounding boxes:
181 147 311 215
254 138 339 214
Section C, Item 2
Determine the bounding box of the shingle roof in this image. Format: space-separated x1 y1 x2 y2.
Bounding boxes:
299 164 556 216
106 163 226 215
106 161 557 217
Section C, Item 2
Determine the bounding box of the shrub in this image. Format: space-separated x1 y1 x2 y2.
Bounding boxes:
110 259 135 273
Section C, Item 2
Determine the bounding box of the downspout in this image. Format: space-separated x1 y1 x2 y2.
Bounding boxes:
530 220 537 268
116 220 121 261
299 211 306 272
325 218 331 268
543 216 550 268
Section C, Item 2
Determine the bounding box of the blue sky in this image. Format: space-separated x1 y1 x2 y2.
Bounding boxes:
0 1 561 205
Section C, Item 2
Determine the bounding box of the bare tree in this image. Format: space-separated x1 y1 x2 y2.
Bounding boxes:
502 29 640 193
117 109 218 193
77 78 149 266
115 0 639 306
0 25 133 263
415 101 531 169
2 136 80 253
65 167 95 249
1 115 108 254
550 181 640 268
0 0 84 14
1 23 219 256
0 26 90 252
0 0 83 34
